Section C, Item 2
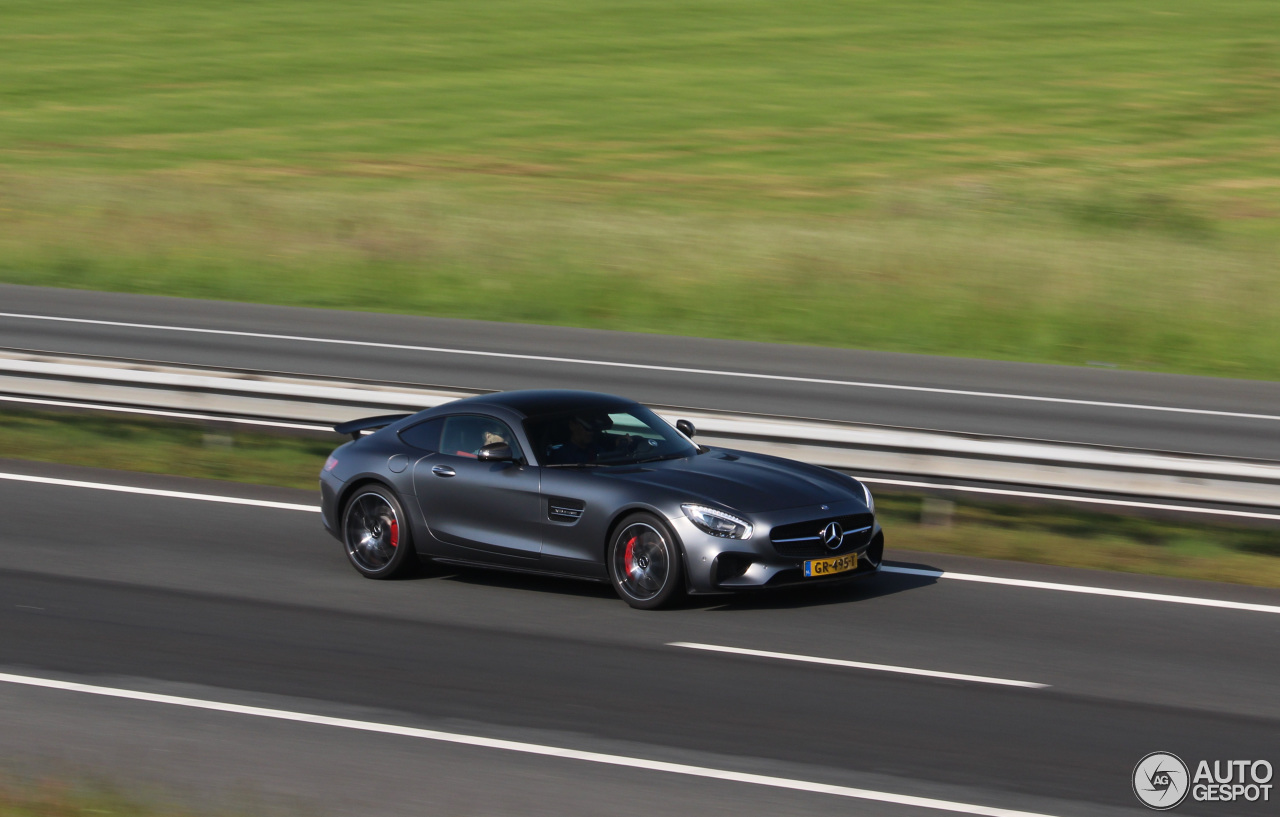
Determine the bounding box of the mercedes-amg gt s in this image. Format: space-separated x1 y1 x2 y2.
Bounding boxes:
320 390 882 608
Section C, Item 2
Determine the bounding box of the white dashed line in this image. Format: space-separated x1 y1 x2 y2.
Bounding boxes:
668 643 1048 688
882 566 1280 615
0 472 319 512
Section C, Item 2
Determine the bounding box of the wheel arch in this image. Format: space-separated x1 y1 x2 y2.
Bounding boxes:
336 475 402 522
603 503 686 561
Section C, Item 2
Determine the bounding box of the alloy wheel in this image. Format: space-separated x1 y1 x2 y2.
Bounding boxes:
345 491 401 573
613 522 671 601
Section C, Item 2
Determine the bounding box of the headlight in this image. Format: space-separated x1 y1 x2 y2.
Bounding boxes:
855 477 875 512
682 504 753 539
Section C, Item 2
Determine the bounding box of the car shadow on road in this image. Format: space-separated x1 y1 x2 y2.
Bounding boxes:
416 562 620 600
404 558 943 610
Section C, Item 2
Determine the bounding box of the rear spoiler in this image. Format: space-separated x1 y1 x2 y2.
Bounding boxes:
334 413 411 440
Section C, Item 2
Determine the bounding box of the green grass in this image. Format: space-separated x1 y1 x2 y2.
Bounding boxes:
0 779 210 817
875 495 1280 588
0 409 331 490
4 408 1279 588
2 1 1280 377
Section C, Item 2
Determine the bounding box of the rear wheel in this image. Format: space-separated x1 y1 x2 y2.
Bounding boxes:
342 486 415 579
607 513 684 610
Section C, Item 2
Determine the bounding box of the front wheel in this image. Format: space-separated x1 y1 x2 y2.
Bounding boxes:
342 486 416 579
607 513 684 610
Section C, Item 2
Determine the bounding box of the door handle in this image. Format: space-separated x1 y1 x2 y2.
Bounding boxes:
431 465 456 478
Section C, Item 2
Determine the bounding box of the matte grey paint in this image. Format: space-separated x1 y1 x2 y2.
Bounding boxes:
320 390 882 594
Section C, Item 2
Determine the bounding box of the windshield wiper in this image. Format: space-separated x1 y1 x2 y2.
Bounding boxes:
632 453 688 464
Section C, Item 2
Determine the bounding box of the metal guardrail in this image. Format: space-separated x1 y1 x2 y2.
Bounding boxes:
3 351 1279 511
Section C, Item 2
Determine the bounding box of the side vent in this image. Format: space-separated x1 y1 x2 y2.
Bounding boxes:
547 497 586 524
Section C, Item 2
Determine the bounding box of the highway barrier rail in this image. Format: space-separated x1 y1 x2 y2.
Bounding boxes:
3 349 1279 513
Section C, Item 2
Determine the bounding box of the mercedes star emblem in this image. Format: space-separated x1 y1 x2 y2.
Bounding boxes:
820 521 844 550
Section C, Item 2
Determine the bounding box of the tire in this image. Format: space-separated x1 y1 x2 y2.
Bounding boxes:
342 485 416 579
607 512 684 610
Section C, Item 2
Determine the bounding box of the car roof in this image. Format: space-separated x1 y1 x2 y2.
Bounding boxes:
451 389 636 418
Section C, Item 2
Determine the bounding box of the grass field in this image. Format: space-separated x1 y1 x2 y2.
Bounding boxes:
0 409 333 490
0 778 211 817
4 408 1278 588
2 1 1280 377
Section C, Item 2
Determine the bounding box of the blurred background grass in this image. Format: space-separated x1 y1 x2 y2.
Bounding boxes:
0 777 220 817
2 1 1279 376
0 408 333 489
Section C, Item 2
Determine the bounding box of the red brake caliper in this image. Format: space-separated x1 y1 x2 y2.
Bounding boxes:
623 535 637 576
389 518 399 549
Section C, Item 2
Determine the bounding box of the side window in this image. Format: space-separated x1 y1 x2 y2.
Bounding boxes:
398 417 444 451
439 415 523 460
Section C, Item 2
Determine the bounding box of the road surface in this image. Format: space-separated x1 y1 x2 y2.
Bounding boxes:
1 459 1276 816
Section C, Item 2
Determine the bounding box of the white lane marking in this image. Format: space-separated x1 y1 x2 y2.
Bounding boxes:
0 394 328 431
883 567 1280 615
0 671 1060 817
0 472 319 513
668 643 1048 688
3 470 1275 615
858 477 1280 522
4 312 1278 422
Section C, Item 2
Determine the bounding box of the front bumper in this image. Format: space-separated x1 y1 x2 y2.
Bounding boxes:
670 501 883 594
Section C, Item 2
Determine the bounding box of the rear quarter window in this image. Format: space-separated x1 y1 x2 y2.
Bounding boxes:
398 418 444 451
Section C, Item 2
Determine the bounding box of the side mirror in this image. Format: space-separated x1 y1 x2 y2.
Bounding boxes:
477 442 516 462
675 419 696 439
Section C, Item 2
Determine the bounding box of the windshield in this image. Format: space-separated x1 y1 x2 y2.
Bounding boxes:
524 404 697 467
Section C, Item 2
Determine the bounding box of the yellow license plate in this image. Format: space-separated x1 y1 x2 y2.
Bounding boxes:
804 553 857 577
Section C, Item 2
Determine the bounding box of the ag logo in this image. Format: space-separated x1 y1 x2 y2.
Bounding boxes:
1134 752 1190 810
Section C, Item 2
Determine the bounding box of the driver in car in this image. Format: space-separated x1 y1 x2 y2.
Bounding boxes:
555 416 599 464
553 413 644 465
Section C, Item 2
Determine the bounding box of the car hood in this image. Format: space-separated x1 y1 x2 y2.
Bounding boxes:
603 449 863 514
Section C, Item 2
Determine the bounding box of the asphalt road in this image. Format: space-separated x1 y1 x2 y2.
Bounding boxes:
1 460 1277 816
3 284 1280 460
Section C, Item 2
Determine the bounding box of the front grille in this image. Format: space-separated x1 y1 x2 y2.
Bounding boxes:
770 513 874 558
